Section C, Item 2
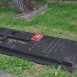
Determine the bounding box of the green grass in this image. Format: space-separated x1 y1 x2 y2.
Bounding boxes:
0 2 77 77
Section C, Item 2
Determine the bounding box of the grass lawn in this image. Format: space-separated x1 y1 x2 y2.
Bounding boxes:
0 2 77 77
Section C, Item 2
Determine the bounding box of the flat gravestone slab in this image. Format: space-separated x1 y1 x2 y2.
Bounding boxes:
0 71 18 77
0 28 77 72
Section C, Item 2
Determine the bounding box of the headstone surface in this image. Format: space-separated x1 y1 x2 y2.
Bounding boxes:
0 28 77 72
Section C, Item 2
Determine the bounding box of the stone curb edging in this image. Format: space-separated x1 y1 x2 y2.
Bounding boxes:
0 71 18 77
48 0 77 3
0 2 12 6
14 4 48 20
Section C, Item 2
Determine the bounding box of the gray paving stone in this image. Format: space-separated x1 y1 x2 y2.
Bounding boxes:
0 71 18 77
14 4 48 20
